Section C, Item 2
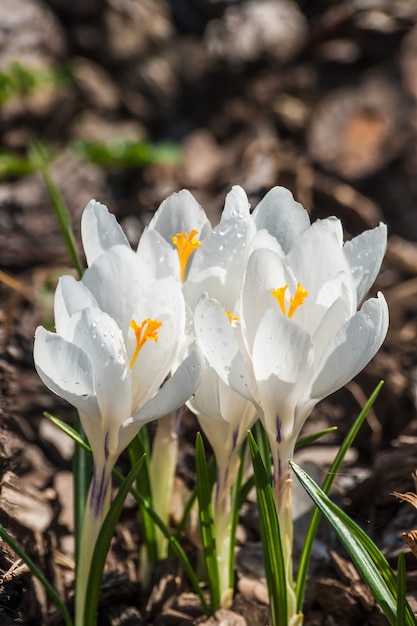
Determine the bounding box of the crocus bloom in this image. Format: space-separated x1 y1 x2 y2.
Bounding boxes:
34 205 204 622
194 186 389 623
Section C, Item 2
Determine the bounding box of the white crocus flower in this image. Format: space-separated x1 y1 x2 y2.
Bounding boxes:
194 187 389 624
34 217 203 622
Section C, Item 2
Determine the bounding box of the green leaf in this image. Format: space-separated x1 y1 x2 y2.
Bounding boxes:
195 432 220 612
291 462 417 626
73 413 92 572
0 524 73 626
30 142 84 278
295 426 338 450
128 432 158 571
229 439 247 588
72 139 181 169
83 455 145 626
248 430 287 626
396 552 407 626
296 381 384 611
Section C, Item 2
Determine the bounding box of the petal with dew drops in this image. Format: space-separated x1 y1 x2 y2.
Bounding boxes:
81 200 129 266
136 228 180 280
148 189 212 242
83 245 153 333
252 186 310 254
343 223 387 303
54 276 97 339
194 294 254 402
310 293 389 402
71 308 132 441
252 309 314 441
34 326 100 419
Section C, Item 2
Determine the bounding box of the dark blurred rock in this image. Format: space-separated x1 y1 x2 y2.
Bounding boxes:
0 0 67 70
205 0 307 65
307 71 409 180
44 0 103 20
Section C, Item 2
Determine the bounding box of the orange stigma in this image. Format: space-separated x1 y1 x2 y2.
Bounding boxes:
171 230 200 282
129 318 162 369
271 282 308 319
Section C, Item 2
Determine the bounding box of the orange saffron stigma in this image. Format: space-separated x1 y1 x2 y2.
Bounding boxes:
171 230 200 282
271 282 308 319
129 317 162 369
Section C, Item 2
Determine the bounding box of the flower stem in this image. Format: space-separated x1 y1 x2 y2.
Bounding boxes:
213 454 240 609
149 410 180 560
75 459 113 626
270 440 302 626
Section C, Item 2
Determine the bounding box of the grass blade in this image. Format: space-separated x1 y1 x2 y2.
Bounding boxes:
195 432 220 612
128 432 158 568
295 426 338 450
30 141 84 278
291 462 416 626
396 552 407 626
296 381 384 611
248 430 287 626
73 413 92 572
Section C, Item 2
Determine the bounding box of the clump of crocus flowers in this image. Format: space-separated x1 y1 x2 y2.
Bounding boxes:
34 186 388 626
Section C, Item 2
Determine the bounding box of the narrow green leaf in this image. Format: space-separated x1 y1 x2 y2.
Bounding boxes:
195 432 220 612
296 381 384 611
252 420 271 476
83 455 145 626
295 426 338 450
229 439 247 588
291 462 416 626
248 430 287 626
129 432 158 568
396 552 407 626
175 455 216 539
30 142 84 278
44 412 90 451
0 524 73 626
73 413 92 572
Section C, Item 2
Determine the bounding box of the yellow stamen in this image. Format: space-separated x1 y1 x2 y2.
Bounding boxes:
171 230 200 282
271 286 288 316
225 309 240 325
129 318 162 369
271 282 308 318
288 282 309 318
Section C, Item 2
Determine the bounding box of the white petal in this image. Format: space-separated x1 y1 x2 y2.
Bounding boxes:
34 326 99 418
186 196 256 310
137 229 180 279
343 223 387 303
221 185 251 220
54 276 97 338
287 217 351 302
310 293 389 401
148 189 212 242
81 200 129 266
241 248 288 351
119 342 204 448
71 308 132 430
129 275 185 407
252 309 314 441
194 294 254 402
252 186 310 253
83 245 153 332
